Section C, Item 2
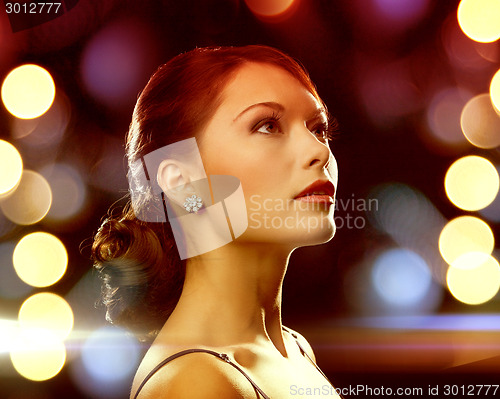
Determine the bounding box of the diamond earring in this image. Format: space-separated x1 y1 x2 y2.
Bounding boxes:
183 194 203 213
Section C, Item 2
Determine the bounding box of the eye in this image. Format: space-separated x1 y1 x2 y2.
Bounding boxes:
256 120 281 134
253 113 283 135
311 123 329 141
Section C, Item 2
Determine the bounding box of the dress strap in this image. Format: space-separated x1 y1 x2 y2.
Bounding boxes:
282 326 335 387
132 348 270 399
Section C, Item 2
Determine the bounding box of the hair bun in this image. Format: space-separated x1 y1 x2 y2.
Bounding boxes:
92 213 183 339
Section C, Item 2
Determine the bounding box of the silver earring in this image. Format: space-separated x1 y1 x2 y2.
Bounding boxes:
183 194 203 213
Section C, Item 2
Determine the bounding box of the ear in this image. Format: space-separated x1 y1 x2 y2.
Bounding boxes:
157 159 196 209
157 159 187 193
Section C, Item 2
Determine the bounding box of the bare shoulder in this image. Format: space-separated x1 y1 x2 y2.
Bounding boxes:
284 326 317 362
131 351 248 399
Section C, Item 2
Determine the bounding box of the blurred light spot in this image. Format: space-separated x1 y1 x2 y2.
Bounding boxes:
0 242 32 299
80 18 159 110
0 170 52 225
372 248 432 306
10 329 66 381
369 183 448 283
442 15 490 71
439 216 494 265
1 64 55 119
490 69 500 112
13 232 68 288
41 164 86 221
359 60 421 127
475 41 500 63
457 0 500 43
82 326 140 382
11 91 70 150
445 155 499 211
244 0 295 19
447 252 500 305
461 93 500 148
0 140 23 196
373 0 430 26
19 293 73 341
426 87 472 146
71 326 140 398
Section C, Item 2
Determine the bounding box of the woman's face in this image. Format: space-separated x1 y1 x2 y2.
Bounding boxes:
198 62 338 249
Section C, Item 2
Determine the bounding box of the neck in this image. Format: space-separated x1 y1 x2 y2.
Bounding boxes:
161 241 293 357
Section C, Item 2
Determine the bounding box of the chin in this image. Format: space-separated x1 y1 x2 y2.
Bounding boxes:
297 218 336 247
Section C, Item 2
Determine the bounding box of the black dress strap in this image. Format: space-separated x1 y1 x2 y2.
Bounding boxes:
281 326 335 387
132 348 270 399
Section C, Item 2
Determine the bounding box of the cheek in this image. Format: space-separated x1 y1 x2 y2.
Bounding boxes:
200 138 289 197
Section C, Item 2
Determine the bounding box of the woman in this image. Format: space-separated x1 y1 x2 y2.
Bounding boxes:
92 45 340 398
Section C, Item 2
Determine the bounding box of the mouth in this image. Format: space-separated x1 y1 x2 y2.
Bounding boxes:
293 179 336 204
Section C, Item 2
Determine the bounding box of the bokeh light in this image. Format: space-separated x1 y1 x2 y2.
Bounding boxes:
444 155 499 211
457 0 500 43
11 91 70 150
80 18 158 110
460 93 500 149
373 0 430 27
442 14 491 72
490 69 500 112
439 216 494 265
0 140 23 196
18 293 74 341
41 164 87 221
13 232 68 288
244 0 295 19
0 242 32 299
447 252 500 305
70 326 141 398
0 170 52 225
369 183 448 282
372 248 432 306
358 59 421 127
1 64 56 119
10 329 66 381
426 87 472 146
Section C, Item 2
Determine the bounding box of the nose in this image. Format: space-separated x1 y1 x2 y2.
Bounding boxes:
296 126 333 170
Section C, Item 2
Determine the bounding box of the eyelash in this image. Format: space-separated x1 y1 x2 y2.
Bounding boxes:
253 112 341 142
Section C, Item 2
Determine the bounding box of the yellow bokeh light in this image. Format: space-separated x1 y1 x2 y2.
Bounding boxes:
461 93 500 149
491 69 500 112
439 216 494 265
457 0 500 43
13 232 68 287
1 64 56 119
444 155 499 211
19 293 73 341
10 329 66 381
447 252 500 305
0 140 23 196
0 170 52 225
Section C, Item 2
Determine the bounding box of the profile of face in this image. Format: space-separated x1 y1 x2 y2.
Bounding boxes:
196 62 338 250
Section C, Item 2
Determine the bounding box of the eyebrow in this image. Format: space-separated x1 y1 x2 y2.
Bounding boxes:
233 101 285 122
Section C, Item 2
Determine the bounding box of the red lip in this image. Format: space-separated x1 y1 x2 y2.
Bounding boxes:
294 179 336 200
